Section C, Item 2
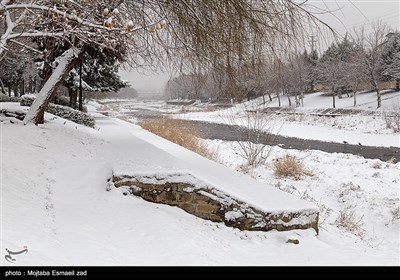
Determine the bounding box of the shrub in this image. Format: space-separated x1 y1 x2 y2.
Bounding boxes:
0 94 21 102
138 118 218 161
20 95 95 128
273 154 313 180
224 108 276 168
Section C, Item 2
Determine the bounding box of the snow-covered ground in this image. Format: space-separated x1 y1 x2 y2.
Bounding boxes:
1 102 399 265
206 139 399 260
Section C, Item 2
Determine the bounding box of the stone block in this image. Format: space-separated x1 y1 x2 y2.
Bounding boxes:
193 194 212 204
177 192 193 203
140 192 157 202
196 203 219 214
155 191 167 203
112 174 319 234
209 214 224 222
165 191 177 202
180 203 196 213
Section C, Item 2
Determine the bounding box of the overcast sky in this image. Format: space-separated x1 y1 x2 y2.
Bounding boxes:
121 0 400 93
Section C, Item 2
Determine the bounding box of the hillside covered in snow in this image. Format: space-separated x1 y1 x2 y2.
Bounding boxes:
1 101 398 265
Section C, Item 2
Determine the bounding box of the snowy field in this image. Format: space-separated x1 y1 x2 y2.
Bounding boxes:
1 101 399 266
206 139 399 261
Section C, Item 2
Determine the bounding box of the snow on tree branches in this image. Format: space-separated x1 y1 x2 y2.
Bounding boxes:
1 0 330 125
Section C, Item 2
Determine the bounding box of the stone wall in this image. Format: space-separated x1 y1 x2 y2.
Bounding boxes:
112 174 319 233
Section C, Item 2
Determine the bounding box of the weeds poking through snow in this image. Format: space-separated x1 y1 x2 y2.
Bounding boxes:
383 103 400 133
335 207 366 238
391 207 400 222
370 161 383 169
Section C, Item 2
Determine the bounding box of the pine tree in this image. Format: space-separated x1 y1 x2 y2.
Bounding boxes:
317 35 367 107
35 38 127 110
306 49 319 92
379 32 400 91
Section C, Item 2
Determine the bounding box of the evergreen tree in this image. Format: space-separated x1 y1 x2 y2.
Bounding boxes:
306 49 319 92
35 38 127 110
379 32 400 91
317 34 367 107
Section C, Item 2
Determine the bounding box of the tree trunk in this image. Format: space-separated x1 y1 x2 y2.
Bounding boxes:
262 93 265 104
8 82 11 97
301 92 304 107
332 92 336 108
353 91 357 107
277 92 281 107
267 92 272 102
28 77 33 94
376 88 381 108
0 78 5 94
69 88 78 109
20 79 25 97
286 91 292 107
396 79 399 91
23 48 81 125
13 83 19 97
79 62 83 111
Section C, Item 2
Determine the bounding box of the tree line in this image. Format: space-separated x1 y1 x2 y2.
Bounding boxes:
165 23 400 109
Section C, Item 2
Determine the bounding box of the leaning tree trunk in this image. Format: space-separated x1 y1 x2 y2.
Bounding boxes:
23 48 80 125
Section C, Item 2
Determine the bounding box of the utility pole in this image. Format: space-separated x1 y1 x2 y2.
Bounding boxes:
309 35 317 92
310 35 316 54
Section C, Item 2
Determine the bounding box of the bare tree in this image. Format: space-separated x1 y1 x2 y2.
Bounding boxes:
283 52 309 107
355 22 388 108
266 59 286 107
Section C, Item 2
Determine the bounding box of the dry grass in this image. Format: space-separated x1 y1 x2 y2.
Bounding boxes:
335 207 366 238
138 118 218 161
273 154 313 180
116 115 136 124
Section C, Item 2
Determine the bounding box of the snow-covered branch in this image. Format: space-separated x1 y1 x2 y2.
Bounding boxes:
9 39 43 54
3 4 124 32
